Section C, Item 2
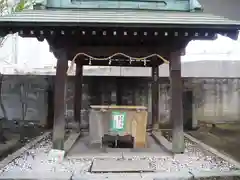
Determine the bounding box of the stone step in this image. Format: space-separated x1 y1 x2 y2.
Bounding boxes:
91 159 153 173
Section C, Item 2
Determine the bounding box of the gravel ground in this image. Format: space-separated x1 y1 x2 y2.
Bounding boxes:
0 135 238 177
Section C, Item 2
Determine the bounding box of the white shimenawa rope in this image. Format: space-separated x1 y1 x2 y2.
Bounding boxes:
67 52 169 75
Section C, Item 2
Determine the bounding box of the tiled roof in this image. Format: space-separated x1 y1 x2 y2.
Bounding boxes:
0 9 239 29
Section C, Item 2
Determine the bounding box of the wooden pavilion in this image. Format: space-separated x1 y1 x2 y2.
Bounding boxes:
0 0 239 153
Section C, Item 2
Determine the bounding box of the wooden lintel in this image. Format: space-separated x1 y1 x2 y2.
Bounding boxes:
169 50 184 154
80 60 163 67
12 28 235 42
52 49 68 150
70 46 168 60
74 61 83 131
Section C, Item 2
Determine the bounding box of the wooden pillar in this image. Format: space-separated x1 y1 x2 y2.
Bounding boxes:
74 61 83 131
46 76 54 129
147 82 152 126
52 49 68 150
152 65 159 129
169 50 184 153
158 83 162 126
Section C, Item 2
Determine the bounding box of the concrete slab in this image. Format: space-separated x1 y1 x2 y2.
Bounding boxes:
91 159 154 173
152 131 172 152
73 171 192 180
66 134 105 156
64 132 80 153
67 152 123 159
72 173 141 180
141 171 193 180
67 134 170 160
104 148 131 153
0 171 72 180
68 133 169 156
122 152 171 159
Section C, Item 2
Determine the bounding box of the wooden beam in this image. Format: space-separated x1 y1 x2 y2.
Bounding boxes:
169 50 184 153
80 60 158 67
71 46 167 59
52 49 68 150
74 61 83 131
151 65 159 129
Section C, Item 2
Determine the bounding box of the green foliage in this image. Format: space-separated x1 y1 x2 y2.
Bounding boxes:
0 0 34 14
14 0 33 12
0 0 34 44
0 0 7 14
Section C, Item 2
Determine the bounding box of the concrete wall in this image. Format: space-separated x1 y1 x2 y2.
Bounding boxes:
0 75 48 125
199 0 240 21
65 77 240 126
193 79 240 123
1 75 240 127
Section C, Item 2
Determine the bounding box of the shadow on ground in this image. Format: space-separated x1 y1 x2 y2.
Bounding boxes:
188 123 240 162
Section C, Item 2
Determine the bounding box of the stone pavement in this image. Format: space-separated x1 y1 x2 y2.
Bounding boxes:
0 132 240 179
1 170 240 180
72 170 240 180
